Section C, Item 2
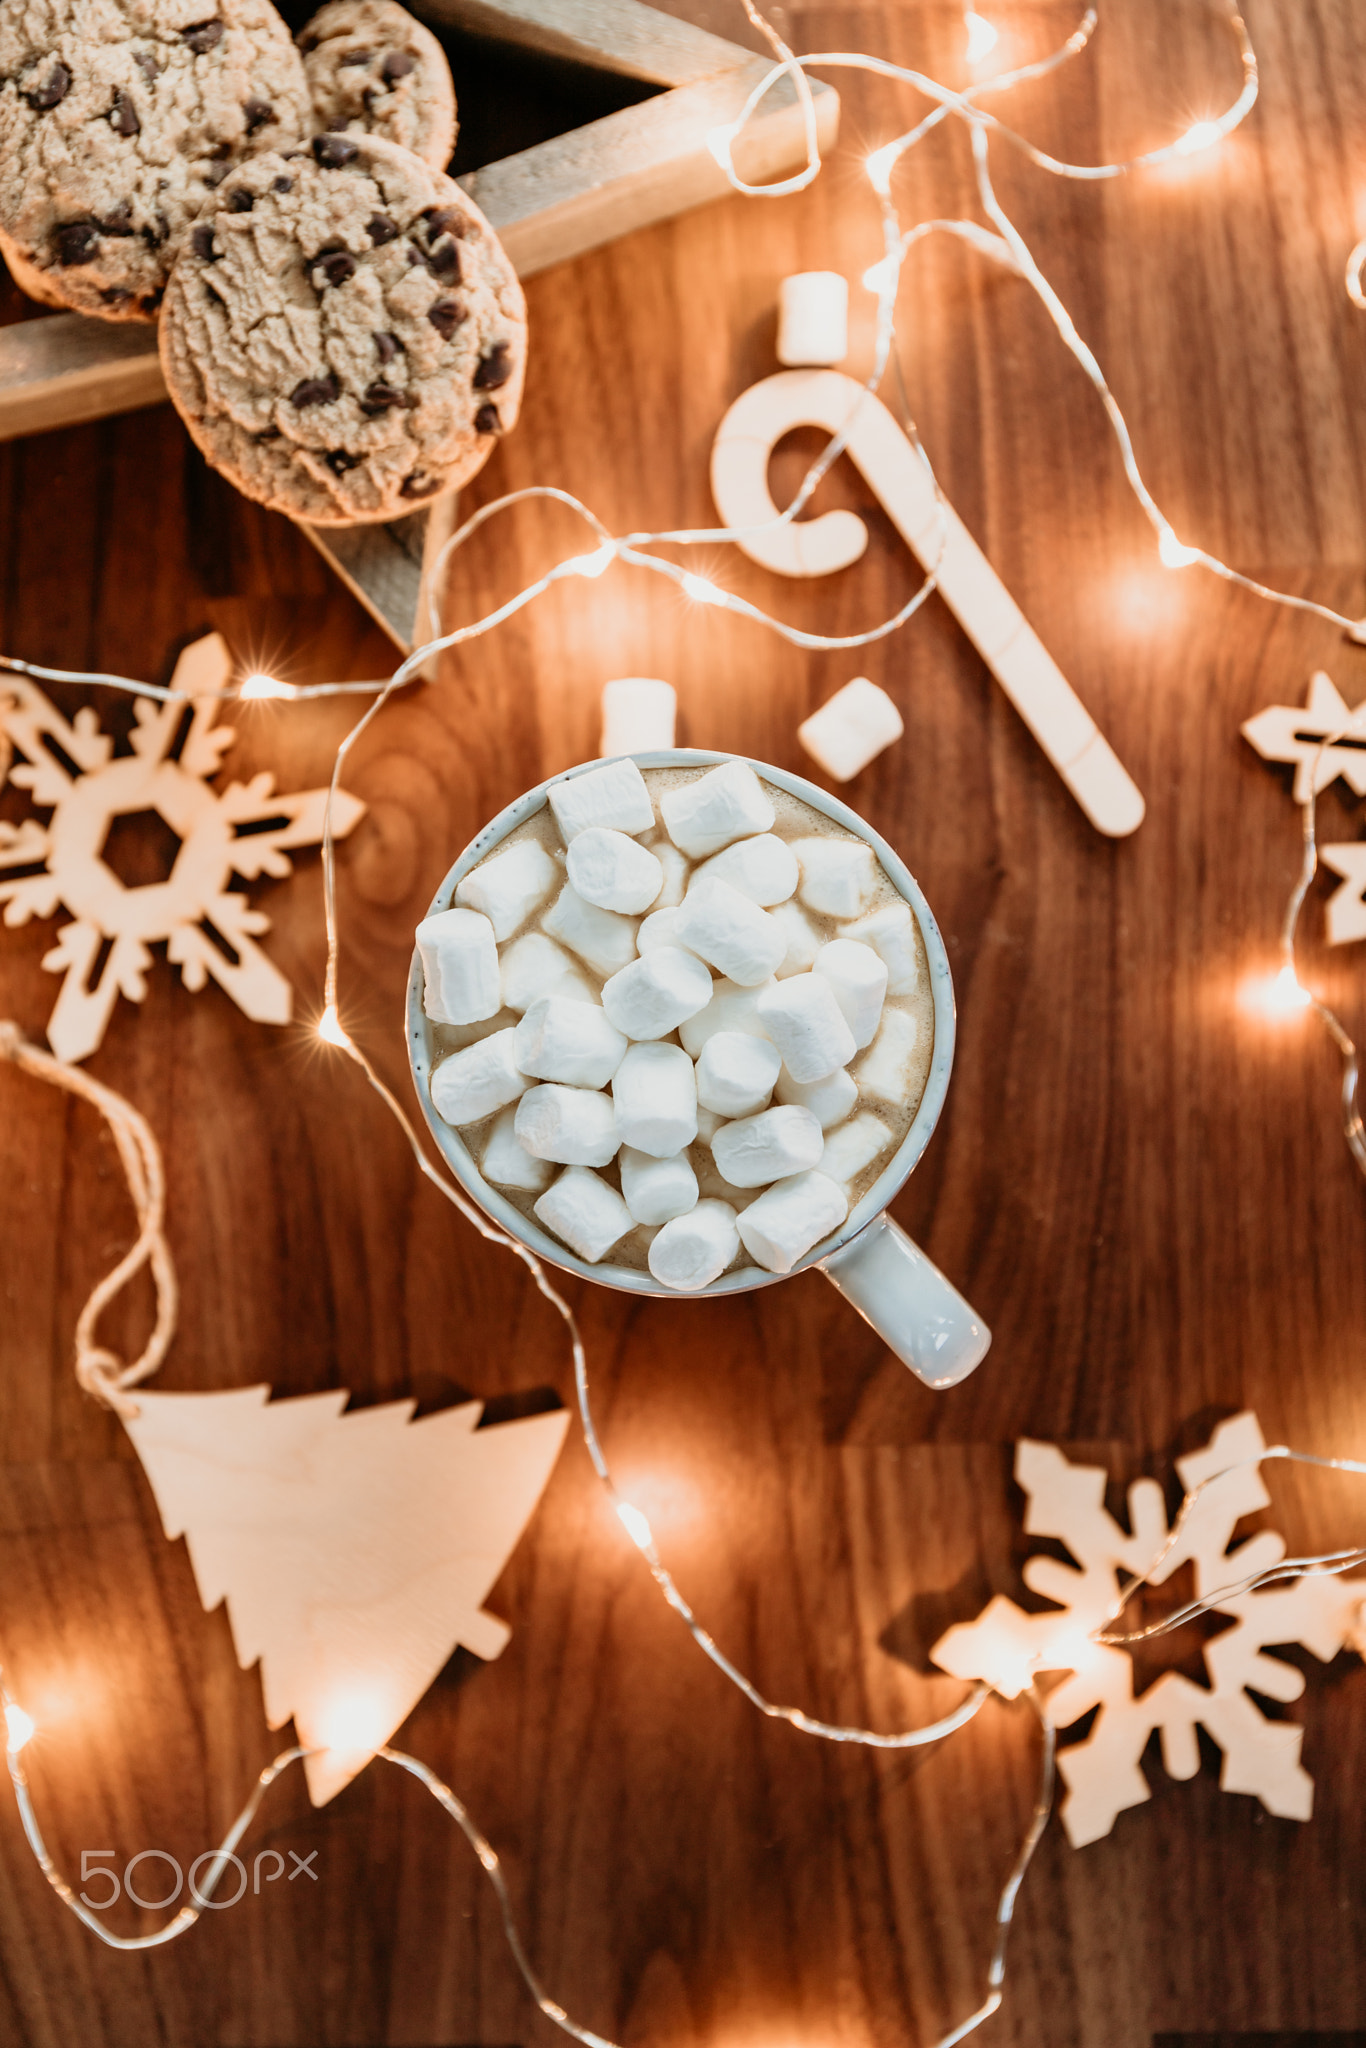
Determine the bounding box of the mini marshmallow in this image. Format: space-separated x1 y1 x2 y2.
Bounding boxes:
797 677 904 783
678 977 775 1057
513 996 627 1088
855 1008 920 1106
770 897 823 977
755 973 856 1083
548 758 655 841
612 1041 697 1157
711 1104 825 1187
815 938 888 1051
619 1146 699 1226
534 1166 633 1263
416 907 501 1025
674 876 785 986
695 1030 782 1117
660 761 774 858
775 1064 858 1129
841 902 920 995
455 838 558 941
566 828 664 915
544 885 640 977
516 1084 621 1167
650 840 690 908
693 1104 723 1143
430 1028 528 1127
819 1110 894 1189
637 906 695 954
777 270 849 367
601 947 713 1040
648 1199 740 1291
736 1170 848 1274
499 931 593 1013
600 678 676 756
790 836 881 918
694 833 799 906
481 1106 553 1192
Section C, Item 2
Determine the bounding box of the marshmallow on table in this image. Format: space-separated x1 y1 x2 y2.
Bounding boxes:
431 1028 528 1127
711 1104 824 1187
775 1064 858 1128
534 1166 633 1263
695 1031 782 1118
544 885 640 977
819 1110 894 1189
600 678 676 756
417 908 501 1025
660 761 774 858
841 902 919 995
499 931 592 1013
549 757 656 841
756 973 856 1082
790 836 881 918
516 1084 621 1167
770 897 822 977
815 938 887 1050
619 1146 699 1226
481 1106 553 1192
612 1041 697 1157
455 838 558 941
566 828 664 915
679 977 775 1057
601 947 712 1040
736 1169 848 1274
855 1008 920 1106
694 833 799 906
777 271 849 367
797 678 904 783
675 876 786 986
649 1199 741 1291
513 996 627 1088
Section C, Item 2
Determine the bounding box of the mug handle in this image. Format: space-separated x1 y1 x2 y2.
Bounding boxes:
816 1213 990 1389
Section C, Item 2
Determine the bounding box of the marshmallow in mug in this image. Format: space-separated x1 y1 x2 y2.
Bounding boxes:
421 757 934 1289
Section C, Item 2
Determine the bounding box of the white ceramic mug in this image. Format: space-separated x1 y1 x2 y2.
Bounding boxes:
407 750 990 1389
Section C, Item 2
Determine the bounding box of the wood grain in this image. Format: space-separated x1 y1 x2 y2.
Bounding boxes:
5 2 1366 2043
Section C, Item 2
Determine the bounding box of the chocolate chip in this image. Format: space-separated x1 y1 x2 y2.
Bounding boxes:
400 471 437 498
338 46 373 64
202 163 229 188
426 236 460 280
366 213 398 245
325 450 362 474
140 288 163 312
207 139 232 158
312 133 358 166
419 205 463 239
24 60 71 109
100 202 134 235
109 88 139 135
360 381 404 413
290 375 340 408
134 51 159 83
474 403 500 435
373 330 401 362
273 174 293 192
327 114 352 131
473 342 513 390
243 95 273 133
314 249 355 287
56 219 99 265
227 187 254 212
381 49 414 81
181 19 224 52
99 286 132 304
427 298 465 339
192 222 219 261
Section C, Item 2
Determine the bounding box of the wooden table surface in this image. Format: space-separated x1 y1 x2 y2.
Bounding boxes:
4 2 1366 2042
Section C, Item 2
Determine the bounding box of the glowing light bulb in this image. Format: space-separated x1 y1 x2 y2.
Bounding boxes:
864 143 900 197
1157 527 1201 569
317 1003 351 1047
1241 964 1312 1019
963 10 998 62
240 671 296 700
681 573 726 606
5 1704 34 1754
617 1502 653 1551
1040 1629 1094 1672
1174 119 1221 157
566 543 614 579
315 1693 387 1753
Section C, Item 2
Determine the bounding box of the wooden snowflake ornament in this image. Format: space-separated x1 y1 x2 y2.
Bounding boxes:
931 1414 1366 1847
123 1386 570 1805
1241 670 1366 801
0 635 365 1061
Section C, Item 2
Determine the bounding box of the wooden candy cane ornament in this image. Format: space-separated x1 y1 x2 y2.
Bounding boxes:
710 369 1145 837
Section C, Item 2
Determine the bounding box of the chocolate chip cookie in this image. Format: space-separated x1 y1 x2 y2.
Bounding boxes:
158 132 525 524
0 0 311 321
299 0 455 170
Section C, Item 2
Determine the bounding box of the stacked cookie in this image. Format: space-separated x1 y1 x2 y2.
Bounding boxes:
0 0 525 523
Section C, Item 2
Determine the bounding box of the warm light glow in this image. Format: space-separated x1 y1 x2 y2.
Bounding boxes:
963 10 998 62
317 1003 351 1047
1157 527 1201 569
315 1693 388 1754
1174 119 1222 157
5 1704 35 1754
865 143 901 196
240 671 297 700
1040 1629 1096 1673
1240 964 1312 1019
681 573 727 606
617 1502 654 1551
565 543 614 579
